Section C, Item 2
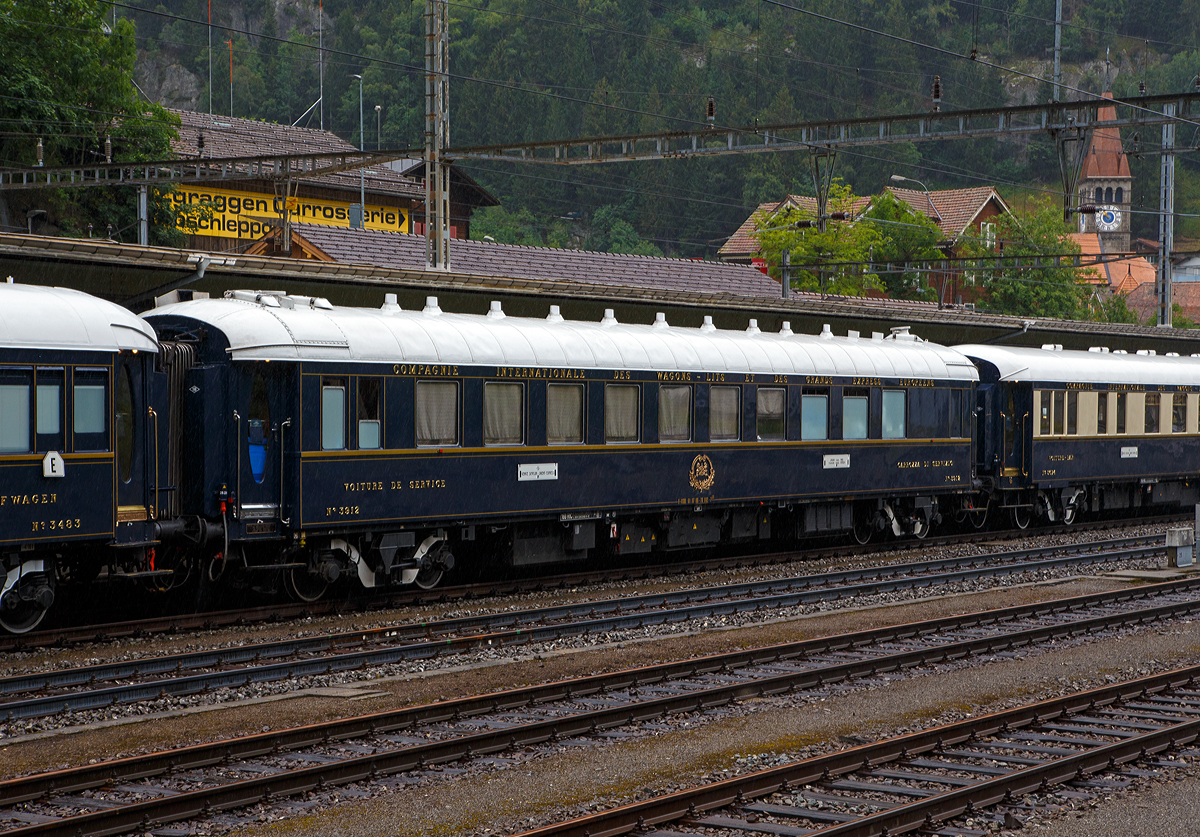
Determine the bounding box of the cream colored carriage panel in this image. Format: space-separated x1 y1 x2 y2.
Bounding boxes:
1161 393 1174 435
1033 390 1044 437
1101 392 1116 435
1191 394 1199 434
1125 392 1146 434
1078 391 1098 436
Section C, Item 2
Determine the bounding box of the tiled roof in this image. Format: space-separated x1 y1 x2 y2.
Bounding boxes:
293 224 785 298
885 186 1007 240
1125 282 1199 325
1068 233 1156 290
168 109 424 200
717 195 873 260
720 186 1006 260
1081 92 1131 180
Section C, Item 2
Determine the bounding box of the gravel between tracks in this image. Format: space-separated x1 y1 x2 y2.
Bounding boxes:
1 523 1195 836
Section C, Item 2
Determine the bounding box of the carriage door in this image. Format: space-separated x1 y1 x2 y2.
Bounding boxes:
237 365 283 529
114 357 151 528
1000 384 1031 483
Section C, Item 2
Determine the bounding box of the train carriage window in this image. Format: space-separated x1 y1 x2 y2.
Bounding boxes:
843 388 868 440
1145 393 1161 434
73 369 108 450
1066 391 1078 435
36 370 61 437
658 384 692 442
1097 393 1108 435
484 382 524 445
882 389 906 439
1117 393 1127 434
358 378 382 449
248 369 271 482
950 389 964 438
1051 391 1065 435
0 372 30 453
547 384 584 444
116 366 134 484
604 384 640 443
756 387 786 441
800 387 828 441
710 386 740 441
321 377 346 450
415 381 459 446
1038 391 1050 436
1173 393 1187 434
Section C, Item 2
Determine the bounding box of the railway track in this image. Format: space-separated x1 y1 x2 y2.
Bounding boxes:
4 576 1200 836
8 515 1179 652
0 533 1165 722
512 664 1200 837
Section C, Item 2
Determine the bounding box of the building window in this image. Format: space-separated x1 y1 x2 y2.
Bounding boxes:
484 382 524 445
1116 186 1123 204
547 384 584 445
321 377 346 450
604 384 640 443
1097 392 1108 435
358 378 382 449
1174 393 1188 433
801 388 827 441
1105 186 1113 204
1117 393 1127 434
1095 186 1103 203
882 389 906 439
1145 392 1161 434
710 386 740 441
756 387 786 441
416 381 459 446
843 388 868 440
73 369 108 450
0 375 30 453
36 379 60 436
658 384 692 442
1066 390 1078 435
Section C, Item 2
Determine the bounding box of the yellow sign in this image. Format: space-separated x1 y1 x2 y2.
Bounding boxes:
171 186 409 239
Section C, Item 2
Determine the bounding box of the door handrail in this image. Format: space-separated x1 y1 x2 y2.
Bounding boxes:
279 418 291 525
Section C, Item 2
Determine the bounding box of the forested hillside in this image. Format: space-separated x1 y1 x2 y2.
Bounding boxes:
117 0 1200 255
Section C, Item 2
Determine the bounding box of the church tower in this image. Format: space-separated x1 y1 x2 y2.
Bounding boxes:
1078 91 1132 252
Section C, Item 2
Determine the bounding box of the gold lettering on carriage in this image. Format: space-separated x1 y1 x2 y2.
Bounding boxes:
344 482 383 491
495 367 586 379
688 454 715 491
1 494 57 506
393 364 459 376
898 378 935 388
657 371 692 381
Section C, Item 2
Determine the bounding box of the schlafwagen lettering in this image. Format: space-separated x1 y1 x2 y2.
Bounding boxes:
2 494 57 506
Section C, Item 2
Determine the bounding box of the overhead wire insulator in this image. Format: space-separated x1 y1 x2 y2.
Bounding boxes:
706 96 715 124
104 136 112 164
931 76 942 112
35 137 43 167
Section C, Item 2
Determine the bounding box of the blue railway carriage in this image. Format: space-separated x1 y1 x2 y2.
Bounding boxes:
0 282 161 632
959 343 1200 528
144 291 979 599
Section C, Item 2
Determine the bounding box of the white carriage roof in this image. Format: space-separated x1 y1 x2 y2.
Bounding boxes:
0 282 158 353
147 291 978 381
957 343 1200 387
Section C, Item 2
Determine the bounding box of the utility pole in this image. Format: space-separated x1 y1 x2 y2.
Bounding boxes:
1158 101 1177 327
208 0 212 115
319 0 324 130
1052 0 1062 102
425 0 450 270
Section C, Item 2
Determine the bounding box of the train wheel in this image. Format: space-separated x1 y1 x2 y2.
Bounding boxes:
911 512 930 540
1011 505 1032 530
1061 505 1078 525
0 568 55 635
852 516 873 545
285 567 328 603
969 503 989 530
414 563 444 591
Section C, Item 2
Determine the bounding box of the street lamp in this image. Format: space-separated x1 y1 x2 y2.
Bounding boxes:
351 74 364 229
890 174 948 309
888 173 940 225
375 104 382 150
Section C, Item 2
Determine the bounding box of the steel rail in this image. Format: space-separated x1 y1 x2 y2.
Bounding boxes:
8 516 1170 653
0 540 1161 720
506 669 1200 837
5 577 1200 836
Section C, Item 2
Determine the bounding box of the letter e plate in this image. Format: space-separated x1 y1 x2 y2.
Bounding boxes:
42 451 65 478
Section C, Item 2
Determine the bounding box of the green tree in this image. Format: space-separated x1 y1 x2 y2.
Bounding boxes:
1089 293 1140 325
753 180 883 296
960 200 1091 319
584 205 663 256
859 192 945 301
0 0 180 243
